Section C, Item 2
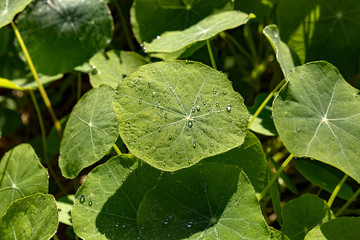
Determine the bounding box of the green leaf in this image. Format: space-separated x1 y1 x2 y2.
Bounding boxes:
281 194 334 240
269 168 282 225
273 61 360 182
0 193 58 240
248 93 277 136
203 131 267 193
72 154 161 240
235 0 276 20
57 194 74 226
277 0 360 78
144 11 250 53
89 50 149 89
0 144 48 216
0 74 63 90
269 227 290 240
0 0 32 28
305 217 360 240
16 0 113 75
263 25 295 77
130 0 233 43
112 60 249 171
137 163 270 239
59 85 118 179
294 158 353 200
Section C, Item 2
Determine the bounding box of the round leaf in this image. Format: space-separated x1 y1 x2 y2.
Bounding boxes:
0 144 48 216
17 0 113 75
0 193 59 240
72 155 161 240
112 60 249 171
137 163 270 239
0 0 32 28
59 85 119 179
273 61 360 182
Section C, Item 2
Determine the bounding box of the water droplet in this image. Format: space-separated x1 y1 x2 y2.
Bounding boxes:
152 91 156 97
90 66 98 75
168 135 172 141
209 148 213 153
169 214 173 219
216 102 219 107
80 195 85 204
213 88 217 94
196 106 200 112
187 221 193 228
169 86 173 90
192 107 195 113
188 120 193 128
203 100 206 106
192 141 196 148
148 80 151 86
164 220 168 224
226 105 231 113
152 70 156 74
138 98 142 104
122 223 126 228
58 208 62 212
88 200 93 206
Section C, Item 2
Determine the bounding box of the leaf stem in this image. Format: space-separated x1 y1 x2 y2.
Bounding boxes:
29 91 66 194
77 73 82 100
244 23 259 65
257 153 294 201
248 79 286 128
11 22 62 138
335 187 360 217
224 32 254 65
206 39 217 70
328 174 348 208
114 2 135 51
113 144 122 155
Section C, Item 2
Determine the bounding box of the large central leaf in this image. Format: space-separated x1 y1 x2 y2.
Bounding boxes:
112 60 249 171
273 61 360 181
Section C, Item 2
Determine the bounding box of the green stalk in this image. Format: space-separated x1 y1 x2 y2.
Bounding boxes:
224 32 254 65
114 2 136 51
248 79 286 128
29 91 66 194
206 40 217 69
113 144 122 155
77 73 82 100
257 154 294 201
244 23 259 65
11 22 62 138
335 184 360 216
328 175 348 208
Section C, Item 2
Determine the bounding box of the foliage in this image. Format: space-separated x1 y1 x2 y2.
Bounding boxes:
1 0 360 239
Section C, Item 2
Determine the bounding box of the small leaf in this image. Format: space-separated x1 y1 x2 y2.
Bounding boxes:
305 217 360 240
273 61 360 182
112 60 249 171
144 11 250 53
281 194 334 240
0 193 59 240
0 0 32 28
59 85 118 179
16 0 113 75
72 155 161 240
137 163 270 239
0 144 48 216
57 194 74 226
89 50 149 89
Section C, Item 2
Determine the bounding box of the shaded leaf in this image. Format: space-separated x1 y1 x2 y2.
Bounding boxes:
273 61 360 182
269 227 290 240
0 193 58 240
72 155 161 240
138 163 270 239
235 0 277 20
113 60 249 171
57 194 74 226
59 85 118 179
270 158 298 194
17 0 113 75
0 144 48 216
0 0 32 28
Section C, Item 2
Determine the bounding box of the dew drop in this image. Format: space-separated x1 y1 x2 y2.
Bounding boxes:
213 88 217 94
188 120 193 128
188 158 192 164
156 35 161 39
169 86 173 90
90 66 98 75
88 200 93 206
192 107 195 113
196 106 200 112
138 98 142 104
58 208 62 212
148 80 151 86
152 70 156 74
192 141 196 148
203 100 206 106
152 91 156 97
216 102 219 107
226 105 231 113
80 195 85 204
122 223 126 228
164 220 168 224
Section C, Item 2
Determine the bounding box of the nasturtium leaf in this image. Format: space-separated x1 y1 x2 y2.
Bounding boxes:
269 227 290 240
0 0 32 28
0 144 48 216
57 194 74 226
59 85 118 179
273 61 360 182
281 194 334 240
203 131 267 193
130 0 233 43
16 0 113 75
150 41 206 61
295 158 353 200
305 217 360 240
263 25 295 77
144 10 251 53
112 60 249 171
137 163 270 239
235 0 276 20
0 193 58 240
277 0 360 78
72 155 161 240
248 93 277 136
89 50 148 89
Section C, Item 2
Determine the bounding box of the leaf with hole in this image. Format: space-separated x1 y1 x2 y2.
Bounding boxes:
112 60 249 171
273 61 360 182
137 163 270 239
59 85 118 179
0 144 48 216
16 0 113 75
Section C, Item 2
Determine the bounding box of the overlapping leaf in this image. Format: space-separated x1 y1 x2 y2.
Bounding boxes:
0 144 48 216
273 61 360 182
113 60 249 171
0 0 32 28
59 85 118 179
